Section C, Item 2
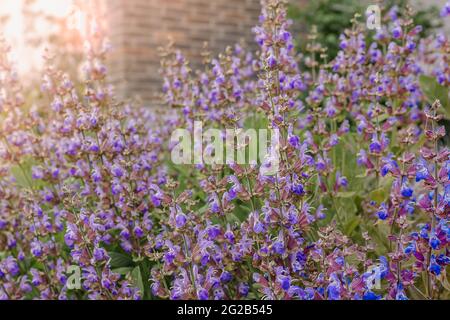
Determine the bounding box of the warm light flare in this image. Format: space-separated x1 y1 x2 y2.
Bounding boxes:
0 0 86 74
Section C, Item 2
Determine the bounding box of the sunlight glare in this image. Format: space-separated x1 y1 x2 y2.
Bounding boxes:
0 0 76 74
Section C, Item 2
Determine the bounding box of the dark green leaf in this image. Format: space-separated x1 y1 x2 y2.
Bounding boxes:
109 252 134 268
112 267 133 275
131 266 145 296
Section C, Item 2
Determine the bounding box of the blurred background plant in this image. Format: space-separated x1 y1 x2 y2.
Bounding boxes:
288 0 449 146
288 0 443 59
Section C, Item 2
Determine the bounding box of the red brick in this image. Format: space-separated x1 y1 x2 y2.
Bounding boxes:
105 0 261 104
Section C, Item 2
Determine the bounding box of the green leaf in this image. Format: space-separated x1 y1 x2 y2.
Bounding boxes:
138 260 152 300
112 267 133 275
10 156 39 188
344 216 360 236
371 223 391 254
376 113 391 123
369 187 388 204
131 266 145 296
232 204 251 222
335 191 356 198
109 252 134 268
419 75 450 119
439 275 450 292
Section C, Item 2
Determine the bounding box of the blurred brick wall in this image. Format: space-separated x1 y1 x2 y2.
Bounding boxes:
105 0 262 104
104 0 447 105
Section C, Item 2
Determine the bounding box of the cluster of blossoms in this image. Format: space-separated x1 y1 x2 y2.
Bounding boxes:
0 0 449 300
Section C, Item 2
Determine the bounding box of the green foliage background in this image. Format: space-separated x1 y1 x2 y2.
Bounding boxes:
287 0 442 59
